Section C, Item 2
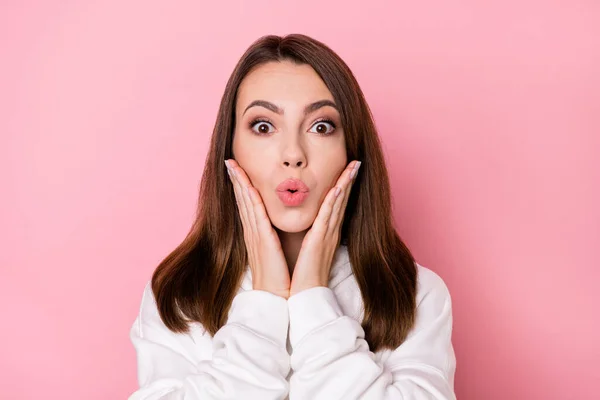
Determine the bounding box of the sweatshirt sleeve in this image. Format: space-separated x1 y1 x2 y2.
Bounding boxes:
286 270 456 400
128 282 291 400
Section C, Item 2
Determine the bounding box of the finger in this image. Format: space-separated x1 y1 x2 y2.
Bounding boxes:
334 178 354 235
329 161 360 233
228 160 259 236
227 161 255 238
311 184 341 236
340 160 360 214
312 161 357 235
246 185 277 242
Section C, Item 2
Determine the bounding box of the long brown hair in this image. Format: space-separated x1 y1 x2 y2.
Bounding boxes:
151 33 417 352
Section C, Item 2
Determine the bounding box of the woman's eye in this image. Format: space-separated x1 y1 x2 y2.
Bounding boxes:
250 119 336 136
309 120 336 135
251 121 275 135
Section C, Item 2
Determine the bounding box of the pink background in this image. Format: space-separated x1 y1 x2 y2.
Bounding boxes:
2 1 598 399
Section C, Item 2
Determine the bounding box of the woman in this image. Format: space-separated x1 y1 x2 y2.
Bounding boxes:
129 33 456 400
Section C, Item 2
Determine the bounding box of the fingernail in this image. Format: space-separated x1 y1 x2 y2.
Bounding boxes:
350 161 361 179
335 187 342 197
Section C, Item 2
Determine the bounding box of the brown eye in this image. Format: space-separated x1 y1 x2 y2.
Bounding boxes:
250 120 275 135
309 120 336 136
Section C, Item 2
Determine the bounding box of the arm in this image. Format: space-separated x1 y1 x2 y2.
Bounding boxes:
129 282 291 400
287 270 456 400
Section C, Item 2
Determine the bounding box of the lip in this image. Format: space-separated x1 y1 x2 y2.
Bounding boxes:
276 178 310 206
276 190 309 206
276 178 310 193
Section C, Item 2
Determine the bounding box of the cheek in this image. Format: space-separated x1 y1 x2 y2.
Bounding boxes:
242 163 272 197
237 156 277 192
322 164 346 189
243 167 262 189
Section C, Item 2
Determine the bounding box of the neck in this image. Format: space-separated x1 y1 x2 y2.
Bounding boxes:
274 227 308 275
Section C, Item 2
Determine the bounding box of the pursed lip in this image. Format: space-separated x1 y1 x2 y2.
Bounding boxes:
276 178 310 193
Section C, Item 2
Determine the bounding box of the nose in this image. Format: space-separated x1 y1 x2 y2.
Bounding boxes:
284 159 304 168
281 137 307 169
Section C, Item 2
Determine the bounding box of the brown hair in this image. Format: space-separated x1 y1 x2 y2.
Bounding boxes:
151 33 417 352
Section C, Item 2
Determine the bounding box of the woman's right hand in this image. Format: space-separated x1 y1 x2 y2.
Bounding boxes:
225 159 291 299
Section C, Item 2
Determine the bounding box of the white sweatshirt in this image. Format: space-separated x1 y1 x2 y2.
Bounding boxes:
129 244 456 399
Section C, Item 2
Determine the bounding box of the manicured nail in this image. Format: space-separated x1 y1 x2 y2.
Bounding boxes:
335 187 342 197
350 161 361 179
226 161 235 176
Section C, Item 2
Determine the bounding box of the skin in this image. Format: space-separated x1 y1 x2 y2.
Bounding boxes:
227 60 361 297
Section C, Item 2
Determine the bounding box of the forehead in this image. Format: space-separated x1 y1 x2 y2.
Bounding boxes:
236 61 334 108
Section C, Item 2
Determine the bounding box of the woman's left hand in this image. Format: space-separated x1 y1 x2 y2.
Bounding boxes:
290 160 361 297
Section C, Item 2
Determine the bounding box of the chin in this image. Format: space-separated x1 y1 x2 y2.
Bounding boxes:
270 209 315 233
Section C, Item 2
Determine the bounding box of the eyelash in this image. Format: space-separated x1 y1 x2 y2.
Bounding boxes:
248 118 337 136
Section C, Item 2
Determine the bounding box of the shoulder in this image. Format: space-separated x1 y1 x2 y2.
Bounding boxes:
130 281 215 371
397 263 454 354
132 281 162 338
384 263 456 387
132 280 208 341
415 262 453 312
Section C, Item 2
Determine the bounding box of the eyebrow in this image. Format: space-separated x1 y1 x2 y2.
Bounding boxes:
242 99 338 116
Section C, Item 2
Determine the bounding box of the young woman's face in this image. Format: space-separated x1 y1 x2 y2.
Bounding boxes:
232 60 347 233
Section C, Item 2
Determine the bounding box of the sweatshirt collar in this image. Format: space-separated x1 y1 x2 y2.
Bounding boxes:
240 244 352 291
